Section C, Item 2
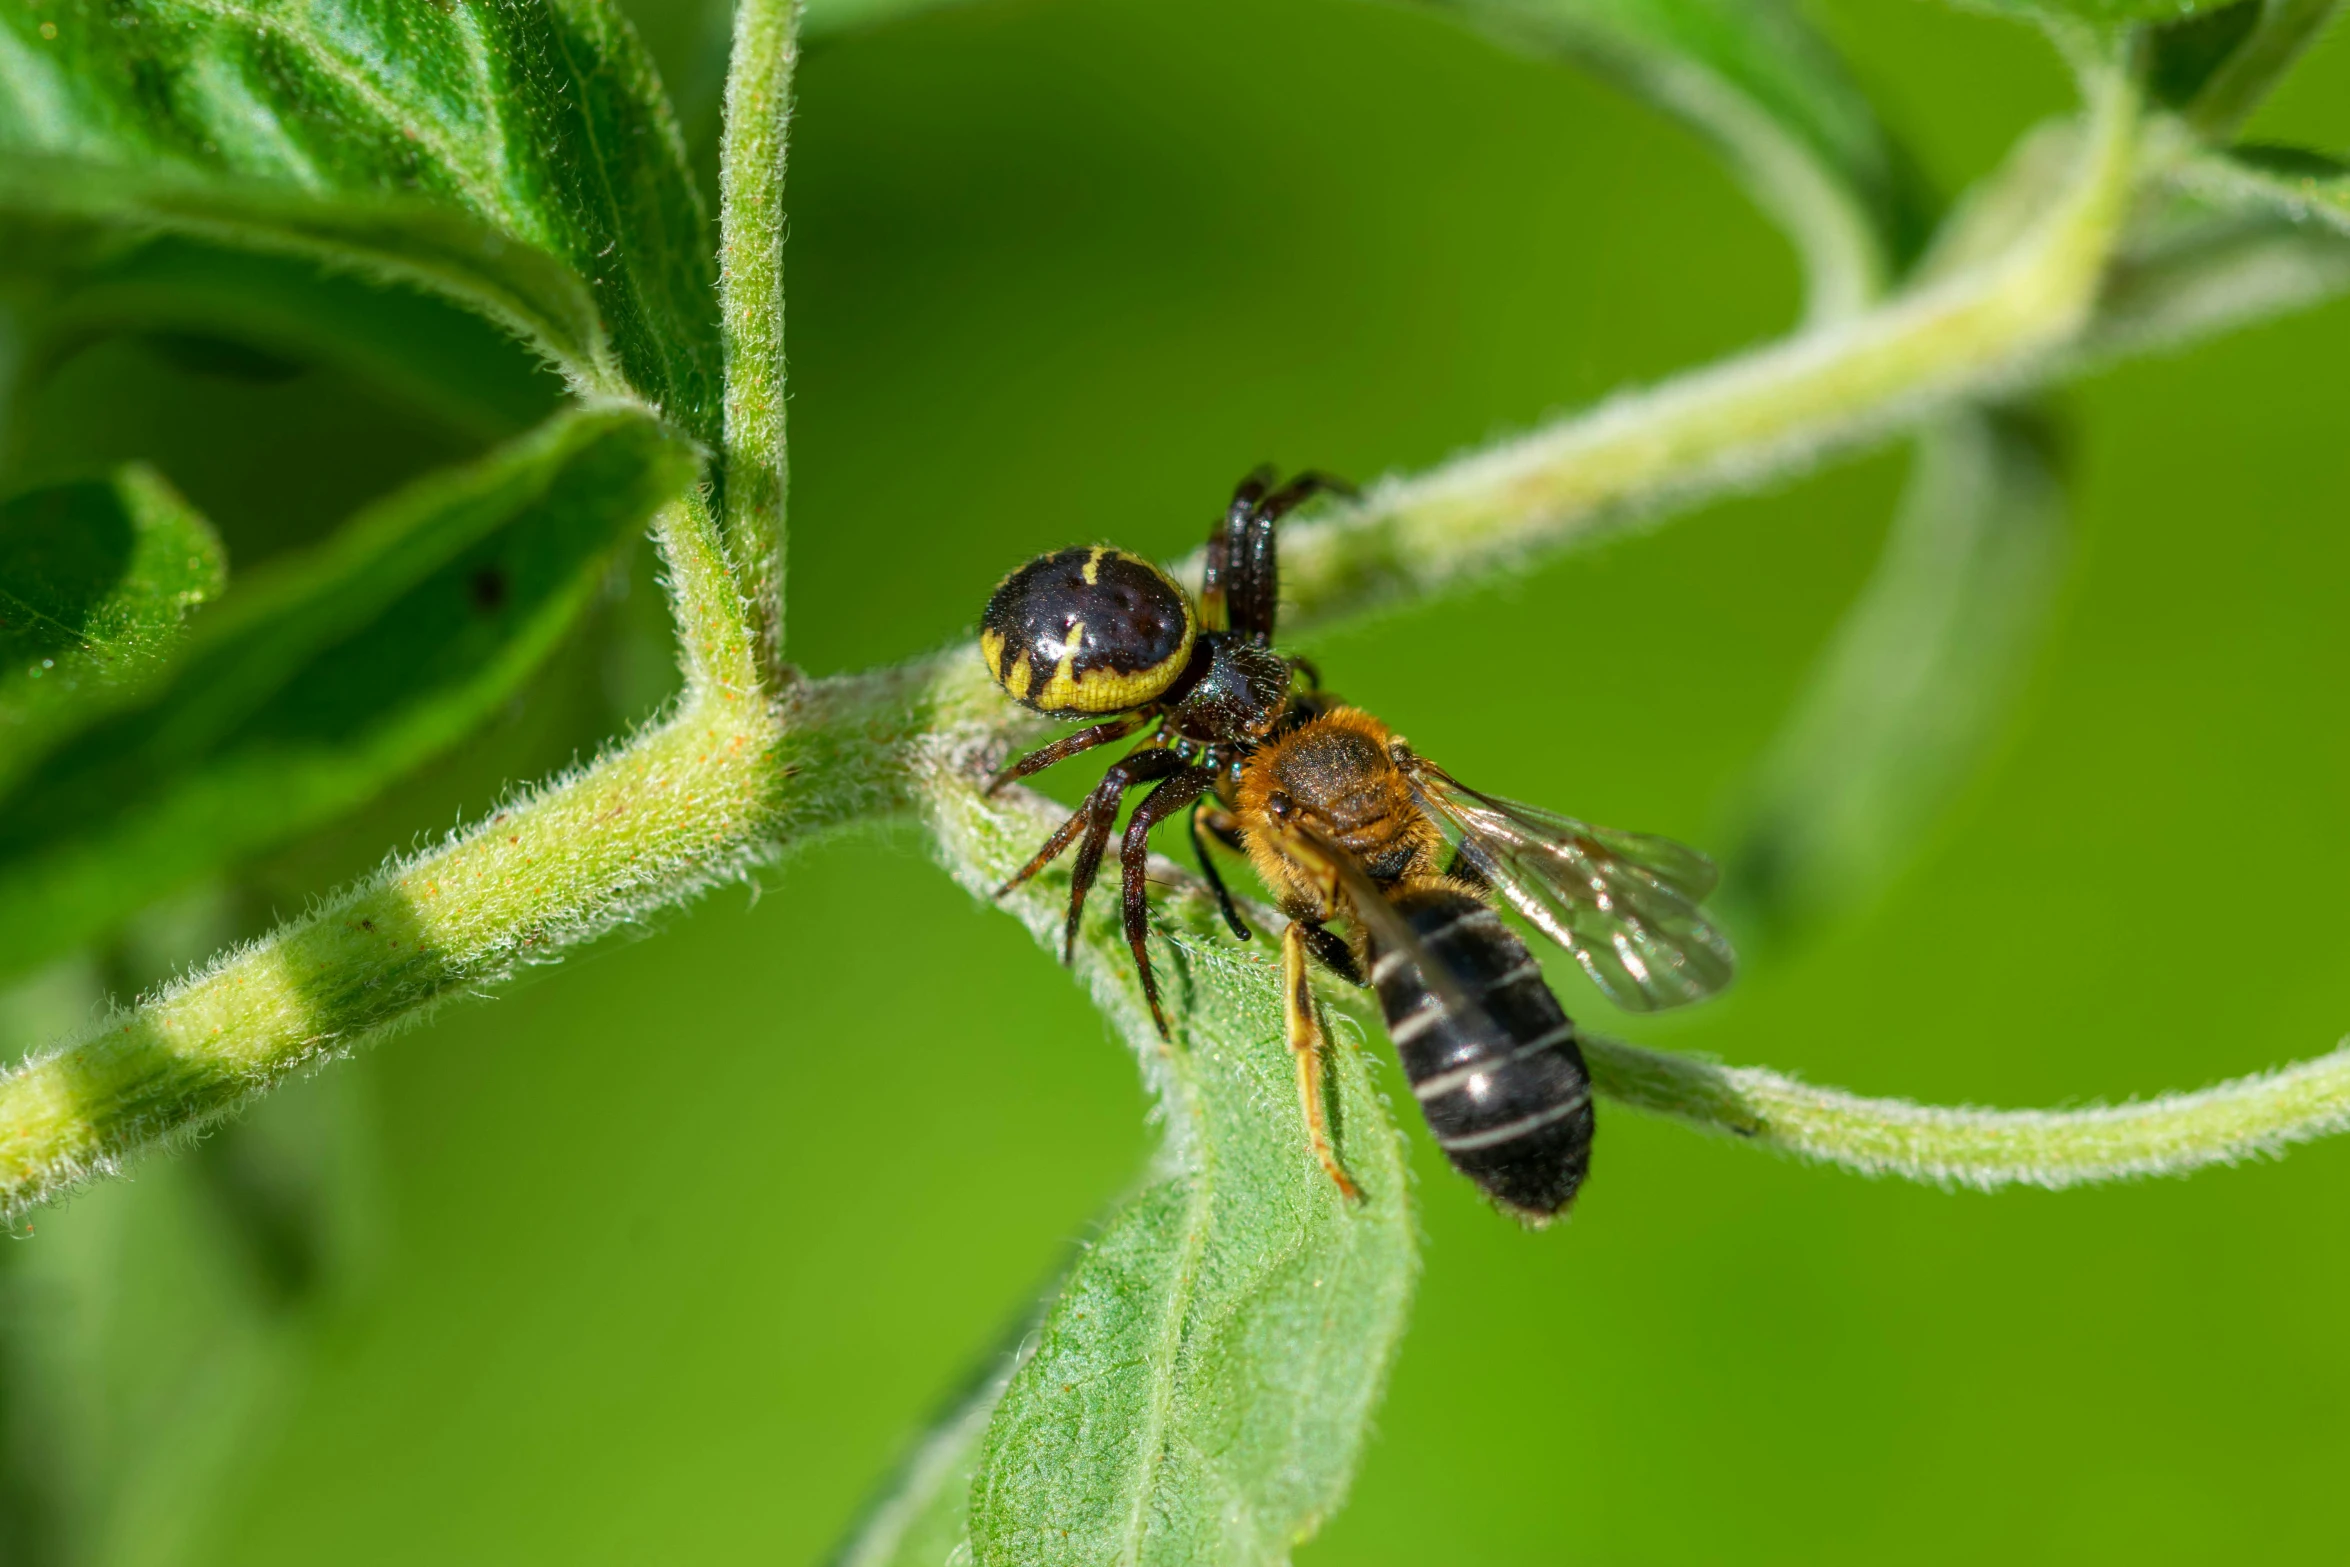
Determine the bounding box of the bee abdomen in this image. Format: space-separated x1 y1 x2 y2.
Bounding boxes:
1369 887 1593 1221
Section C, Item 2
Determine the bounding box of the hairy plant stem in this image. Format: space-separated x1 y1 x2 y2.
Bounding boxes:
1254 57 2139 634
12 53 2350 1222
718 0 801 684
1585 1036 2350 1188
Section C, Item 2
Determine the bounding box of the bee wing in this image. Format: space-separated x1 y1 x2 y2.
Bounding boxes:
1405 762 1735 1012
1264 817 1503 1038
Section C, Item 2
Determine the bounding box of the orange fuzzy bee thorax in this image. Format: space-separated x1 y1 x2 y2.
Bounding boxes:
1236 706 1446 914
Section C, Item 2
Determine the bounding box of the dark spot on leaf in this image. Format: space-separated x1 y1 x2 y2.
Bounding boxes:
469 566 509 613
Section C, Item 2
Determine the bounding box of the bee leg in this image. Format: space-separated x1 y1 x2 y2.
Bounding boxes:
986 711 1151 794
1188 801 1252 941
1121 769 1216 1037
1283 918 1362 1201
1198 802 1246 853
1296 920 1363 986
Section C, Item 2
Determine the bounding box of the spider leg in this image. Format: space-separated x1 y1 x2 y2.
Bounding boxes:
1255 470 1357 525
1053 747 1186 963
1222 469 1354 644
995 745 1181 933
987 711 1152 794
1227 465 1276 521
1201 466 1276 632
1189 800 1252 941
1121 768 1216 1037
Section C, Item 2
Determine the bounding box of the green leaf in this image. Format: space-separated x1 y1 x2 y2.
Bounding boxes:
1724 407 2068 940
0 0 717 436
2145 0 2267 109
0 155 610 395
0 465 224 794
1413 0 1932 315
0 404 698 981
923 768 1420 1567
834 1353 1018 1567
2168 0 2344 138
9 232 564 444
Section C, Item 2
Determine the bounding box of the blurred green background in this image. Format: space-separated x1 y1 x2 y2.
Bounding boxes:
4 0 2349 1561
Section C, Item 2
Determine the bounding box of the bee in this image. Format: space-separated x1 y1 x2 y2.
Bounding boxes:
982 469 1734 1222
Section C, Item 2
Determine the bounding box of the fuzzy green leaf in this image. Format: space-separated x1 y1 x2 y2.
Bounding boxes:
1724 406 2068 939
834 1355 1016 1567
0 156 609 395
0 465 224 793
0 0 715 432
1414 0 1931 314
0 404 698 981
4 230 563 443
921 763 1420 1567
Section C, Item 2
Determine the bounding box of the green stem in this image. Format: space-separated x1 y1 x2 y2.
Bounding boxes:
717 0 802 682
1254 59 2138 633
26 54 2350 1225
2185 0 2344 142
0 688 778 1222
1587 1036 2350 1189
0 652 982 1223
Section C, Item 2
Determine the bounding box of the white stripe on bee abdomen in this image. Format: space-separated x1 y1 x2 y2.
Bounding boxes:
1432 1090 1592 1152
1408 1021 1577 1101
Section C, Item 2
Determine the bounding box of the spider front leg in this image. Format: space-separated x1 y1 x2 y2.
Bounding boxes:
987 711 1152 794
996 746 1185 963
1120 768 1217 1037
1283 917 1362 1201
1220 468 1359 643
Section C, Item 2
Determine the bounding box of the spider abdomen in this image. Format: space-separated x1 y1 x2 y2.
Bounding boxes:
980 546 1197 716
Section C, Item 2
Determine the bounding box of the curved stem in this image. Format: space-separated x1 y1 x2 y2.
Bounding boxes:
29 52 2350 1225
0 650 996 1222
1249 58 2138 634
1587 1035 2350 1189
